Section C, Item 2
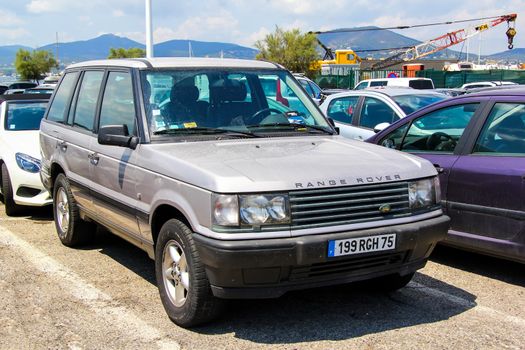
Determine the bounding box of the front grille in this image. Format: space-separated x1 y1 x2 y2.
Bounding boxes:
289 181 411 229
289 251 407 281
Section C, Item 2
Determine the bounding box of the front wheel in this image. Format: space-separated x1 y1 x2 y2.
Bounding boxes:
155 219 224 327
53 174 94 247
2 164 23 216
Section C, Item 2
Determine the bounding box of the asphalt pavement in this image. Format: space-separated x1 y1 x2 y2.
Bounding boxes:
0 206 523 350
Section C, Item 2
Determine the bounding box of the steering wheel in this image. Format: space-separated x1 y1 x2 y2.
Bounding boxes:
245 108 283 125
426 132 455 151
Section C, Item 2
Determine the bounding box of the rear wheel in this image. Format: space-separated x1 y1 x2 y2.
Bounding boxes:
1 164 23 216
155 219 224 327
53 173 95 246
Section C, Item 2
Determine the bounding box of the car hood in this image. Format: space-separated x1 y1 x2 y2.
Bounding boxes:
1 130 41 160
139 136 437 193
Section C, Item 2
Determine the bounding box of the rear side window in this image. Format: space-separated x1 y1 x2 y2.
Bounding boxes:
369 81 387 87
360 97 398 129
47 72 79 123
99 71 136 135
354 81 368 90
408 80 433 89
5 102 48 131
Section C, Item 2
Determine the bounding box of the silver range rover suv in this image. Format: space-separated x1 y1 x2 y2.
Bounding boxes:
39 58 449 327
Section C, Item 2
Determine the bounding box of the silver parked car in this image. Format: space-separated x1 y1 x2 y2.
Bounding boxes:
40 58 449 327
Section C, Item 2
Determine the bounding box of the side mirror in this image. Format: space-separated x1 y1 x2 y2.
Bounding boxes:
98 124 139 149
374 122 391 133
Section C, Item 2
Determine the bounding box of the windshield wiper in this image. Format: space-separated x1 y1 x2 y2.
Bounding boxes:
246 123 334 135
153 127 260 138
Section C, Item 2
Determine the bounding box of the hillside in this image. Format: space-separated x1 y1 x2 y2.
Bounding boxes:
487 48 525 61
0 45 33 65
0 34 258 67
317 26 463 60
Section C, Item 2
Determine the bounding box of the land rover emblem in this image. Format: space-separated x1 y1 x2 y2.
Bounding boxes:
379 204 391 214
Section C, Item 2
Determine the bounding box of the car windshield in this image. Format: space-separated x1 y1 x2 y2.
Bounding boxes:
392 94 446 115
141 69 332 139
5 101 48 131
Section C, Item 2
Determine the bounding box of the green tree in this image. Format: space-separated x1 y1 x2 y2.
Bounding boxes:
255 27 319 76
15 49 57 81
108 47 146 59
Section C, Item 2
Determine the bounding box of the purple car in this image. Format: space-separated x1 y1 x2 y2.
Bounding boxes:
367 88 525 263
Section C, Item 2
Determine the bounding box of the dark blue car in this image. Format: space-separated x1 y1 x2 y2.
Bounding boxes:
367 88 525 263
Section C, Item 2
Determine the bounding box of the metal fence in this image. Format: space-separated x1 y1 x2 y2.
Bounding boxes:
314 69 525 89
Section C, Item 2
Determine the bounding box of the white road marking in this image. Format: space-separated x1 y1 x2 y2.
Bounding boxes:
410 282 525 327
0 225 180 350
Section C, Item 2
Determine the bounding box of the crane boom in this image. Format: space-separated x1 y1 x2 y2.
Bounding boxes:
371 13 517 70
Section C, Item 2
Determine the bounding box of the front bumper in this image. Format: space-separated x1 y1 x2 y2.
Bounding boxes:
194 214 450 299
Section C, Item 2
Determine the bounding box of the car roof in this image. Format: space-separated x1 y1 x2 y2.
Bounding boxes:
358 77 432 82
67 57 283 70
465 86 525 97
326 87 444 98
0 94 51 103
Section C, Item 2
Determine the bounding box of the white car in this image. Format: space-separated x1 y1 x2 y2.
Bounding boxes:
460 81 518 90
320 87 447 140
354 78 435 90
0 94 52 215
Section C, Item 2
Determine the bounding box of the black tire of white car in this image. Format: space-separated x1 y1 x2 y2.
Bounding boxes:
2 164 22 216
53 173 94 247
155 219 225 327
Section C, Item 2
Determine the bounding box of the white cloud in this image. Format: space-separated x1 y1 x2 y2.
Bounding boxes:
113 9 125 18
26 0 70 13
0 28 31 42
0 10 24 27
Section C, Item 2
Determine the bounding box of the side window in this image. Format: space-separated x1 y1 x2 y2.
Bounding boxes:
46 72 79 123
401 103 479 153
354 82 368 90
309 82 322 99
326 96 359 124
71 71 104 131
299 79 314 97
369 81 387 87
473 103 525 154
379 123 409 149
194 74 210 103
99 71 136 135
360 97 398 129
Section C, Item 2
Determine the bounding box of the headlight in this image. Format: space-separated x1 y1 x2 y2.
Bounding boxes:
408 178 438 209
212 194 239 226
15 153 41 173
212 193 290 227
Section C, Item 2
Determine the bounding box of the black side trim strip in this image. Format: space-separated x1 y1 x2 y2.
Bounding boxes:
447 201 525 220
68 178 149 219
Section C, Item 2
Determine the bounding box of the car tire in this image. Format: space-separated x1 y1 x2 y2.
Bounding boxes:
53 173 94 247
366 272 415 292
155 219 225 327
2 164 23 216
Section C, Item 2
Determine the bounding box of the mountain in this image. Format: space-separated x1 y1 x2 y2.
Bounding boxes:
317 26 461 60
486 48 525 62
0 34 258 67
38 34 145 63
0 45 33 65
155 39 257 59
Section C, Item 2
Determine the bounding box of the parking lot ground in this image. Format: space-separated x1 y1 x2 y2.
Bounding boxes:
0 206 524 350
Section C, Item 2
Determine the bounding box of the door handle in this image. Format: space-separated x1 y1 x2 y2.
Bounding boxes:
88 153 99 165
433 164 444 174
58 141 67 152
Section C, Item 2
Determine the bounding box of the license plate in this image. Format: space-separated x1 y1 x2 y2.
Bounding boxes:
328 233 396 257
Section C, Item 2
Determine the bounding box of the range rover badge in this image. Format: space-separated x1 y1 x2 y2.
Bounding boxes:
379 204 391 214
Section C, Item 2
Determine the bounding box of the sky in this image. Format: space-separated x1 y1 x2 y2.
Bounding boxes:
0 0 523 55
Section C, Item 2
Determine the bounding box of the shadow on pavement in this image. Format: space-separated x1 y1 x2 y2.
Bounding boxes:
429 245 525 287
195 272 475 343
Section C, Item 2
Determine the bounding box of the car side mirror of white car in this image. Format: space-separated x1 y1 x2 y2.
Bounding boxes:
374 122 390 133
